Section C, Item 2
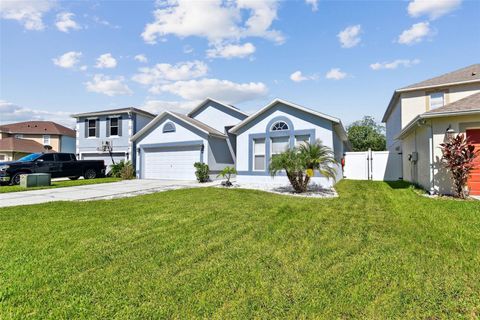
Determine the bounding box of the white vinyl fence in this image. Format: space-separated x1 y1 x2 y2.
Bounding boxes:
343 149 403 181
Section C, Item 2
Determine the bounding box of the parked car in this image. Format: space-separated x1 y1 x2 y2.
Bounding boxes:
0 153 106 185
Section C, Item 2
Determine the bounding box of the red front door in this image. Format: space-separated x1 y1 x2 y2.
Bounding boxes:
467 129 480 196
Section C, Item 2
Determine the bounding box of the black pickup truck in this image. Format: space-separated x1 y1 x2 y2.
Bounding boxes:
0 153 106 185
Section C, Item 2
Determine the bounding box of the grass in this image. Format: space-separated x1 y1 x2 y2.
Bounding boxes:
0 177 122 193
1 180 480 319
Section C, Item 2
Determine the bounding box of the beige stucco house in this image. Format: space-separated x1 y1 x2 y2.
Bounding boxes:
382 64 480 196
0 121 75 161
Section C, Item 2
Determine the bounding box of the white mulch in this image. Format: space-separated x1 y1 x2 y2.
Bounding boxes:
221 182 338 198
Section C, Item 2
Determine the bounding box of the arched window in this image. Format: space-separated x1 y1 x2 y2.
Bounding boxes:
271 121 289 131
163 122 176 133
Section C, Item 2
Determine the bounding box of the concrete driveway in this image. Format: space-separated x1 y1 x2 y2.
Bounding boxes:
0 179 219 208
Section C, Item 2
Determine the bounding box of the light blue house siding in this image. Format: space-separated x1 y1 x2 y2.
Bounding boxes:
60 136 76 153
74 109 154 169
234 101 347 187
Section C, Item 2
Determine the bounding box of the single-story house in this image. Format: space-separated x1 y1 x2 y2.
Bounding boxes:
131 98 247 180
229 99 349 187
132 98 349 187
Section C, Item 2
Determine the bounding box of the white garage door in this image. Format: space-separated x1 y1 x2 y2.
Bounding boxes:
143 146 201 180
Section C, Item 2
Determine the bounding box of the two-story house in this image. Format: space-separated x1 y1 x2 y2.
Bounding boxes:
0 121 75 161
382 64 480 195
72 107 155 170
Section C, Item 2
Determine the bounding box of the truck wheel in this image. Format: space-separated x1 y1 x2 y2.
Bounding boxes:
83 169 97 179
69 176 80 180
10 173 23 185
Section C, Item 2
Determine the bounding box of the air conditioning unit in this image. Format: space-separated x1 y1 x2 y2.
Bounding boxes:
97 140 113 152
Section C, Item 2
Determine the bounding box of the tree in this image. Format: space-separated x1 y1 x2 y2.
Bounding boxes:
269 140 337 193
347 116 386 151
440 133 478 199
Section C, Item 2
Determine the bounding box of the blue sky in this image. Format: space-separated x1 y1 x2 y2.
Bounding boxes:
1 0 479 127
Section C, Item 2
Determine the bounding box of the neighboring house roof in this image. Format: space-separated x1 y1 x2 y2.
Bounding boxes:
187 97 249 118
228 98 348 141
397 92 480 140
130 111 227 142
382 64 480 122
71 107 156 118
0 121 75 137
0 137 46 153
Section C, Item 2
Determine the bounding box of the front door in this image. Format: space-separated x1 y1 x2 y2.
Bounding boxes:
467 129 480 196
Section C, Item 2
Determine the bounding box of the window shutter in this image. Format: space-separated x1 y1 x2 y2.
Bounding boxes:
96 119 100 138
118 116 123 136
84 119 88 138
106 118 110 137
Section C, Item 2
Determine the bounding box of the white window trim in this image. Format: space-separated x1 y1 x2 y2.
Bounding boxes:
253 138 266 171
43 134 51 145
87 119 97 138
109 117 120 137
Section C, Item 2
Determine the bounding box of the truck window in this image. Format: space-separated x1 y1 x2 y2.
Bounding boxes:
40 154 55 161
57 153 72 161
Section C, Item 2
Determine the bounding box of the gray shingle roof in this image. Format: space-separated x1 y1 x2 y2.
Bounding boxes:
400 64 480 90
171 112 226 137
425 91 480 114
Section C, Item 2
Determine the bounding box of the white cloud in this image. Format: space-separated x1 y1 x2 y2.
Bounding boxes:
85 74 132 96
397 21 432 45
132 60 208 86
134 54 148 63
0 100 74 127
55 12 80 33
183 45 194 54
142 99 200 114
408 0 462 20
370 59 421 70
206 42 256 59
52 51 82 69
337 25 362 48
325 68 347 80
0 0 55 30
290 70 317 82
153 78 267 104
141 0 283 45
95 53 117 69
305 0 319 11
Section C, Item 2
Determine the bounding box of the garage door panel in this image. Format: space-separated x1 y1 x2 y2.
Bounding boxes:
143 146 201 180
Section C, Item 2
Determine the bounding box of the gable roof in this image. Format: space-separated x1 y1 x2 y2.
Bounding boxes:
228 98 344 135
397 92 480 140
425 91 480 115
187 97 249 118
401 64 480 91
0 137 46 153
382 64 480 122
71 107 155 118
0 121 75 137
130 111 226 142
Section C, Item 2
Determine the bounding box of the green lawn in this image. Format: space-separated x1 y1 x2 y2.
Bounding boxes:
1 180 480 319
0 177 121 193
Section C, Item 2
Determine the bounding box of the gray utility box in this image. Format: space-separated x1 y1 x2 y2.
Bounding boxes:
20 173 51 188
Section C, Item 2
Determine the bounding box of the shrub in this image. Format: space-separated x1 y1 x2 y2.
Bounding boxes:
440 133 478 198
194 162 209 183
120 162 135 180
217 166 236 187
109 160 135 179
269 140 337 193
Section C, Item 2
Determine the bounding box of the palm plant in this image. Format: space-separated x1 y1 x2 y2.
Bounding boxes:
217 166 236 187
269 140 337 193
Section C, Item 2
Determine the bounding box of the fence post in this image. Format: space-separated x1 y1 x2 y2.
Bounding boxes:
368 148 373 180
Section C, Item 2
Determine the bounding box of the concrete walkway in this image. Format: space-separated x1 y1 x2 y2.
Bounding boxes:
0 179 219 208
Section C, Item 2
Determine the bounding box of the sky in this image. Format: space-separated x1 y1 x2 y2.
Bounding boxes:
1 0 479 128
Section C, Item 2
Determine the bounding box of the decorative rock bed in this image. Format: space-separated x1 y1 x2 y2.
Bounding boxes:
222 182 338 198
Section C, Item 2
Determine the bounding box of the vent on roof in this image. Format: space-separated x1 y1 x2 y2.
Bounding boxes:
473 72 477 76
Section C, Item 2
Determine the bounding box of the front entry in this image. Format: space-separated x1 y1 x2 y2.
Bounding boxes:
467 129 480 196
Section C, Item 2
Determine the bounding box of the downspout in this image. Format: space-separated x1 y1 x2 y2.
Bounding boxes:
427 121 436 194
